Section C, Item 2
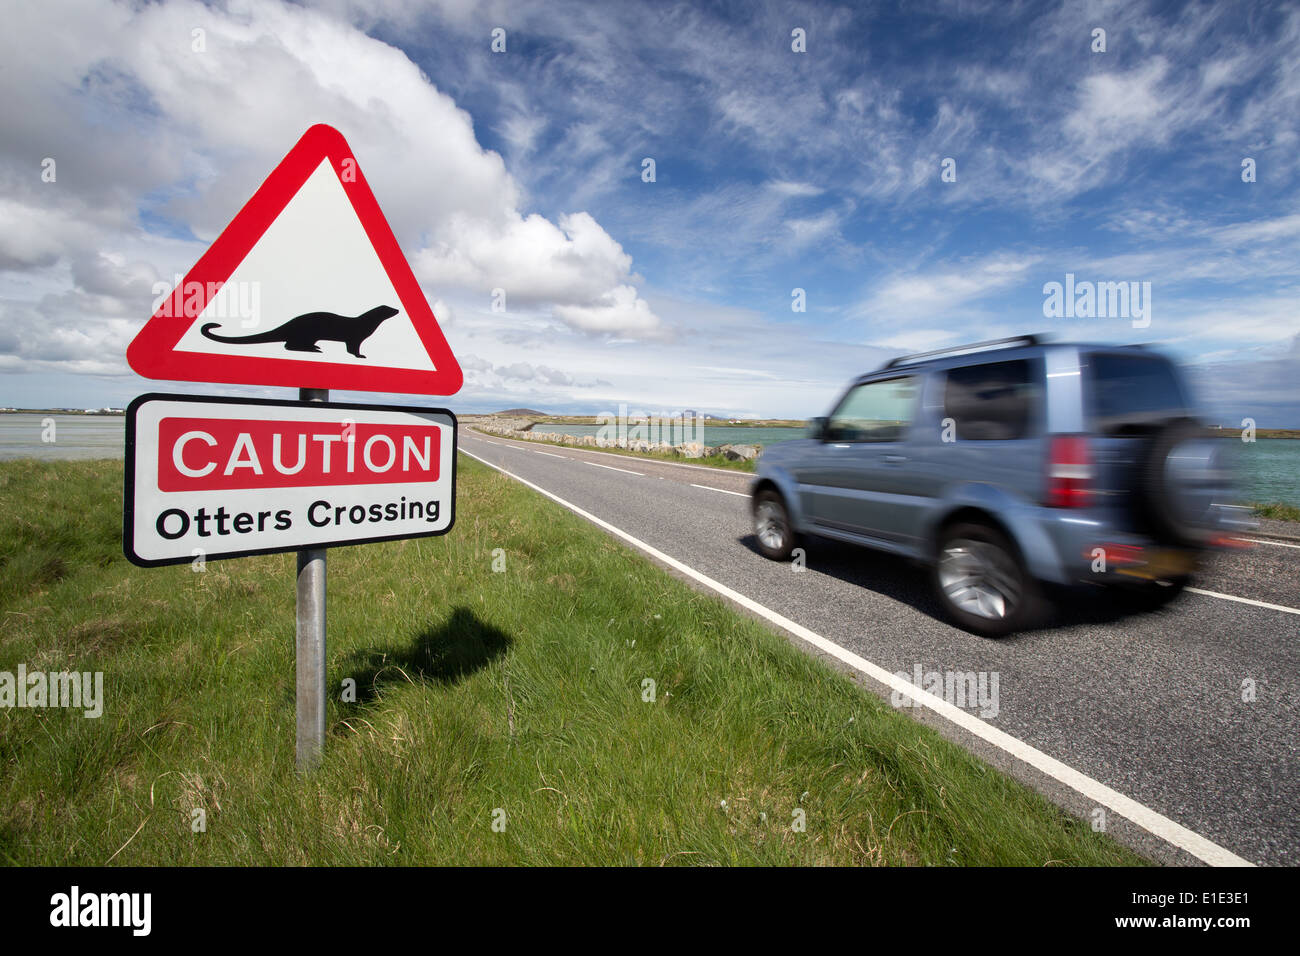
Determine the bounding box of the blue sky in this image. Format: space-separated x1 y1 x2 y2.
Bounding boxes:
2 0 1298 423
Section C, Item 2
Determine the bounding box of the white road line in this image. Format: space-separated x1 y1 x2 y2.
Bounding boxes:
459 448 1254 867
691 483 751 498
535 451 567 459
583 460 644 476
1234 536 1300 550
1187 587 1300 616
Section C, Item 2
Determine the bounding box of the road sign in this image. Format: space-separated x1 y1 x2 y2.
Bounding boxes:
124 394 456 567
126 124 463 396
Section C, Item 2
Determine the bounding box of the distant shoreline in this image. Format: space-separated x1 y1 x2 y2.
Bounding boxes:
532 416 808 429
1209 428 1299 440
5 408 1297 437
517 415 1299 437
0 409 125 416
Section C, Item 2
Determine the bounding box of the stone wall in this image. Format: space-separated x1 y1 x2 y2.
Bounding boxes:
469 420 760 461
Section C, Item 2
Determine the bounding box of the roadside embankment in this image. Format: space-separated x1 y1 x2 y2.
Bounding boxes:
0 456 1142 865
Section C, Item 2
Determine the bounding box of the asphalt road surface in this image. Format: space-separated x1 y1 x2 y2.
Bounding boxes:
459 429 1299 866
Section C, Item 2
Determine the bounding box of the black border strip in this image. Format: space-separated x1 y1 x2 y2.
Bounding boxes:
123 392 457 568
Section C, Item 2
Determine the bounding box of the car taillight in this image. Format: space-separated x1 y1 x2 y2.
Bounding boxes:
1047 435 1091 508
1082 543 1144 566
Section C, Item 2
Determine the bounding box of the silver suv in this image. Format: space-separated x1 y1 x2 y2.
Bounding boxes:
751 336 1250 636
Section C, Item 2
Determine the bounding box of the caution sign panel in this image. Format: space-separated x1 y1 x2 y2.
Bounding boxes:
125 394 456 567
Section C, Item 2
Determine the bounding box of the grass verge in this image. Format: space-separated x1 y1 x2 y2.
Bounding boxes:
0 456 1142 865
1250 502 1300 523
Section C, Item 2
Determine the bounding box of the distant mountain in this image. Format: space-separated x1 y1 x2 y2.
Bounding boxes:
494 408 548 416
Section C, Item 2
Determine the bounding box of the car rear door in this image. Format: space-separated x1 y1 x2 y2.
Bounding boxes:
935 356 1046 505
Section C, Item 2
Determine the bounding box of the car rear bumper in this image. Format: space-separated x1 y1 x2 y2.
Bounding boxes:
1033 506 1251 585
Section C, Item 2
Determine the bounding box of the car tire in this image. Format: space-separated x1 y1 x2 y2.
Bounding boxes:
753 489 796 561
933 522 1041 637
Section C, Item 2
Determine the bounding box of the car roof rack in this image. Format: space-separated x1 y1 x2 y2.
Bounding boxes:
881 334 1043 370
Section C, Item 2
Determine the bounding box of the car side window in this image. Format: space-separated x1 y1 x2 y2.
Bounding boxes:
1086 353 1188 433
943 359 1038 440
825 376 918 442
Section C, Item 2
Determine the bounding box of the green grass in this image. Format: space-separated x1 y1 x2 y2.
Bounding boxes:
1251 501 1300 523
0 457 1143 866
1214 428 1300 439
473 428 759 473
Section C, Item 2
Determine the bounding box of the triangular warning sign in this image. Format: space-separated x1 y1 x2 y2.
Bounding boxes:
127 124 462 396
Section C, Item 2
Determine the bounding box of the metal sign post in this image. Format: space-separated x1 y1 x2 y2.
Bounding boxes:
296 387 327 770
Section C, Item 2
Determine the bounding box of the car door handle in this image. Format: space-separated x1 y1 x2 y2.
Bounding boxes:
882 454 907 463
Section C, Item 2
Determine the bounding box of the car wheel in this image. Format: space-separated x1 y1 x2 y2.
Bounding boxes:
934 522 1040 637
753 489 796 561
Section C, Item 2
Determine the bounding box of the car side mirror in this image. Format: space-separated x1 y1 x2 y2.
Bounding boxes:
808 416 828 440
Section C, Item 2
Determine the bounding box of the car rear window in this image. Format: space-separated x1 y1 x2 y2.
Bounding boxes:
943 359 1039 440
1087 353 1188 433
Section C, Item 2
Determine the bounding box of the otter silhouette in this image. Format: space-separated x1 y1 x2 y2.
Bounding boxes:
200 305 398 359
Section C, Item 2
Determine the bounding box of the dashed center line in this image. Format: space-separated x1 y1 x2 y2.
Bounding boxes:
1186 587 1300 616
691 483 751 498
583 460 645 477
535 451 567 459
1234 536 1300 550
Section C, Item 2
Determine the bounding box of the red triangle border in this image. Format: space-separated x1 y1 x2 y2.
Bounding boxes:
126 124 463 396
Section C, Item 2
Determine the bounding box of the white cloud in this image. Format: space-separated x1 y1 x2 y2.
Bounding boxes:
495 362 574 386
430 298 457 328
553 284 665 339
785 210 842 246
856 254 1042 320
0 0 663 380
457 352 493 372
766 181 825 198
872 329 964 352
414 211 661 337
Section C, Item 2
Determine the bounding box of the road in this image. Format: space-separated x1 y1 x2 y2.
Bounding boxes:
459 429 1299 866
